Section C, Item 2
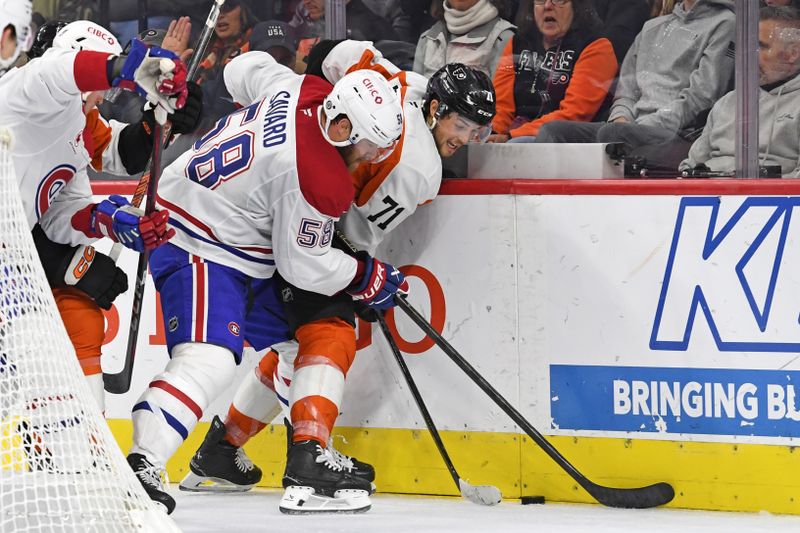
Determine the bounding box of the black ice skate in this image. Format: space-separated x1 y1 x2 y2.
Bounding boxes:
284 418 376 486
127 453 176 514
179 415 262 493
328 437 376 484
279 439 372 514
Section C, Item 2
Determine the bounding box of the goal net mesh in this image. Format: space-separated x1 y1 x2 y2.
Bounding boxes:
0 128 179 532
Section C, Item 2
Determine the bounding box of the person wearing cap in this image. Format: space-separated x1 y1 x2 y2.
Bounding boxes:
249 20 298 70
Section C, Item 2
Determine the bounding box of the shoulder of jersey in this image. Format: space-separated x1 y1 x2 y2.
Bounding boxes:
294 74 354 217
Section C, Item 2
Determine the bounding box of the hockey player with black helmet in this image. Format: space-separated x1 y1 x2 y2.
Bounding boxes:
180 39 496 514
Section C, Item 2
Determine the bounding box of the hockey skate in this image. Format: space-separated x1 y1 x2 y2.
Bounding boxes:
285 418 376 488
279 439 372 514
179 416 262 492
128 453 176 514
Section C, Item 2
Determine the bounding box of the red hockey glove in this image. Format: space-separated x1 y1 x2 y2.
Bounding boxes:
73 195 175 252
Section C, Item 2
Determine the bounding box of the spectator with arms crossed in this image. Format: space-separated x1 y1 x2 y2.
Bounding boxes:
535 0 735 151
682 6 800 177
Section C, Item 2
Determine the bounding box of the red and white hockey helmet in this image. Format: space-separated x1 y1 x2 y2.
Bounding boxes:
53 20 122 56
0 0 33 71
320 69 403 163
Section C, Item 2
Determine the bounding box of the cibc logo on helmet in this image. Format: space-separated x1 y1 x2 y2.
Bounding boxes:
87 26 116 46
362 78 383 104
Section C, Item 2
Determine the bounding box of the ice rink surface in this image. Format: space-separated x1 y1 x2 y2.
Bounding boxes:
172 487 800 533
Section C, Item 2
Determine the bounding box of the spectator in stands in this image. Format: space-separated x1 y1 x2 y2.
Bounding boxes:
364 0 416 42
249 20 298 69
592 0 650 63
488 0 617 142
195 0 257 84
650 0 676 17
107 1 191 47
681 6 800 177
763 0 800 7
402 0 440 41
535 0 735 152
413 0 515 77
290 0 400 71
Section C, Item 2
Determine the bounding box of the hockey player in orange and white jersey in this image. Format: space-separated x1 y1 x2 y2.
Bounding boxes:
124 49 407 514
23 20 203 412
180 40 496 513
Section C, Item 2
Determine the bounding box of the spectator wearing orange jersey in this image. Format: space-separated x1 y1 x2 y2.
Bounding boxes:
488 0 617 142
195 0 258 84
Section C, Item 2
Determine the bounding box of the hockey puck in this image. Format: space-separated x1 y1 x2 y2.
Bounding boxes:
520 496 545 505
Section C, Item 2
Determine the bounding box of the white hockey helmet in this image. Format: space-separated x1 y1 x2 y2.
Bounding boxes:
320 69 403 163
53 20 122 55
0 0 33 71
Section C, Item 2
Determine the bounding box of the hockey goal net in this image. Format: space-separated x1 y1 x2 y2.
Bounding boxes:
0 128 179 532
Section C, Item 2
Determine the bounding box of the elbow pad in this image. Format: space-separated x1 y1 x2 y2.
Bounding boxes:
118 108 155 175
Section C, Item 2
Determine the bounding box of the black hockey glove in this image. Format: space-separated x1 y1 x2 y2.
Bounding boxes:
61 246 128 310
169 81 203 135
33 225 128 310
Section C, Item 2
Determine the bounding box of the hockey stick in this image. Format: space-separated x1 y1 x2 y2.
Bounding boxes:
103 2 225 393
187 0 226 81
393 296 675 509
376 314 501 505
103 109 168 395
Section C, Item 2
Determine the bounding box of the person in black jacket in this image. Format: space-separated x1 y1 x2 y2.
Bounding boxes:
591 0 650 63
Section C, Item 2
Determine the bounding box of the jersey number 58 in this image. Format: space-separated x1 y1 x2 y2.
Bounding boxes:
297 218 334 248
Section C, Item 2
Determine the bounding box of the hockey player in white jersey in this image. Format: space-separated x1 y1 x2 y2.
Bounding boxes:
24 20 203 411
125 49 406 514
0 9 186 254
179 40 496 513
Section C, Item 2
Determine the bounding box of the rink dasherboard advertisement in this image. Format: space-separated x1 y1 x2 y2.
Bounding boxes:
95 181 800 513
548 195 800 441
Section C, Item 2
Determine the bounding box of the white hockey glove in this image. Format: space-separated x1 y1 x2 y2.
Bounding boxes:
111 40 188 114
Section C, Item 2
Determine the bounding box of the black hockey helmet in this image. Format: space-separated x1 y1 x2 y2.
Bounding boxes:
28 20 67 59
424 63 496 127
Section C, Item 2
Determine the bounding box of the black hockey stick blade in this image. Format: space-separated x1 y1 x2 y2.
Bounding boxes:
394 296 675 509
376 315 501 506
103 249 148 394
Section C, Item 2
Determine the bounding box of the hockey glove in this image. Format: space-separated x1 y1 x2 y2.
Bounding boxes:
111 39 188 113
62 246 128 310
74 195 175 252
347 252 408 310
169 81 203 135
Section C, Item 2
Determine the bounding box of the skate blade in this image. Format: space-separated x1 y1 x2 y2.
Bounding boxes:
279 486 371 514
179 471 255 493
